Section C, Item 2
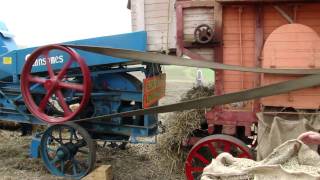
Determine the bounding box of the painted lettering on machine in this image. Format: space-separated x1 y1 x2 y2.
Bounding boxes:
143 73 166 108
25 54 64 67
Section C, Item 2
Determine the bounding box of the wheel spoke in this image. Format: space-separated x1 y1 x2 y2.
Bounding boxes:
50 157 59 165
193 152 209 164
47 147 56 152
44 50 55 78
38 92 53 111
59 128 63 143
59 81 84 91
60 160 65 173
70 130 74 142
50 135 63 145
238 152 249 158
190 167 204 172
57 59 73 80
78 148 89 155
223 142 231 152
28 76 46 84
207 143 218 157
55 90 72 116
72 160 78 175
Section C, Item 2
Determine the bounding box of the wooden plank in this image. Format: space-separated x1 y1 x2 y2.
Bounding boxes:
145 9 169 18
145 0 169 5
83 165 113 180
145 3 169 11
176 1 215 8
184 15 214 22
145 17 168 25
184 8 214 15
145 23 169 31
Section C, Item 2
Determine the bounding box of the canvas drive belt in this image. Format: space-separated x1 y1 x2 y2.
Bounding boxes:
64 45 320 122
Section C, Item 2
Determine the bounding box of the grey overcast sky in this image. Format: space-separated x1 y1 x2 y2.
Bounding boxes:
0 0 131 47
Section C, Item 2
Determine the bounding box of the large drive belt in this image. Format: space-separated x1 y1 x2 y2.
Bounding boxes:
66 45 320 75
63 45 320 122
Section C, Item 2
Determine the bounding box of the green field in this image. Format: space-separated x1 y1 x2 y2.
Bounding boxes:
163 65 215 84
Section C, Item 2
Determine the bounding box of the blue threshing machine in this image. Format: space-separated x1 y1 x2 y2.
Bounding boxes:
0 21 164 178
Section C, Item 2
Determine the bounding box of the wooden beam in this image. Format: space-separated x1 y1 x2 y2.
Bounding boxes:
213 1 224 96
254 5 264 112
175 1 215 8
274 6 294 23
176 4 184 57
182 48 208 61
83 165 113 180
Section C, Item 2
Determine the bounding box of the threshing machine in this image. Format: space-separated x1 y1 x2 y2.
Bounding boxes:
0 21 164 178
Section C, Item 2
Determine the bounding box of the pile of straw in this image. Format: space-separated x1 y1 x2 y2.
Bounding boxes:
156 85 214 173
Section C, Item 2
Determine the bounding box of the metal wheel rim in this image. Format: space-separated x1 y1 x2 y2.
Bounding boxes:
185 134 253 180
40 122 96 179
21 45 91 123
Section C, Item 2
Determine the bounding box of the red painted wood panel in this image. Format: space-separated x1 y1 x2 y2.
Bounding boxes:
261 23 320 109
221 3 320 111
222 6 256 111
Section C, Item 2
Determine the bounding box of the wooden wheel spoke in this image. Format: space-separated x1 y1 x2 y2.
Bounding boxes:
43 50 55 78
238 152 249 158
207 143 218 157
57 59 73 80
193 152 209 164
28 76 46 84
223 142 232 152
55 90 72 116
59 81 84 91
190 167 204 172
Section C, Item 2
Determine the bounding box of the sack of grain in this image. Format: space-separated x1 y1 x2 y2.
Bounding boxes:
257 112 320 160
201 139 320 180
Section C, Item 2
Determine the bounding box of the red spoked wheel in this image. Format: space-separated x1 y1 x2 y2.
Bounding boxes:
185 134 253 180
21 45 91 124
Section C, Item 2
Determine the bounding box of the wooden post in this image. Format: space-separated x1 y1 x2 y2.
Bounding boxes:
253 5 263 112
83 165 113 180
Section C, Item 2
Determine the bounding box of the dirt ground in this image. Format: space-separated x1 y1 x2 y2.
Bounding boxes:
0 81 195 180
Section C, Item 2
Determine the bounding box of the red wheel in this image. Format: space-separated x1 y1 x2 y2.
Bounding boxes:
21 45 91 124
185 134 253 180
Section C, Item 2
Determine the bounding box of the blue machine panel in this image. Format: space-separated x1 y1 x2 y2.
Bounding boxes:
0 31 147 80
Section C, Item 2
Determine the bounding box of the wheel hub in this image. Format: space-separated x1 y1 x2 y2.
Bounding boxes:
56 146 70 160
44 78 58 90
56 142 78 160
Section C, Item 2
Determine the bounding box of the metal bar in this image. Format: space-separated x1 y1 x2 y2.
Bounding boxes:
0 89 30 121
